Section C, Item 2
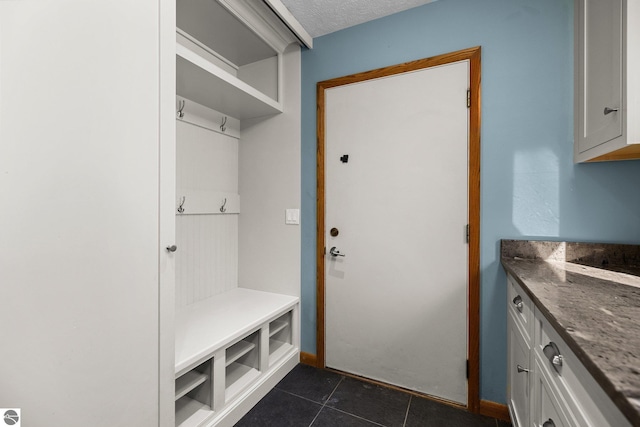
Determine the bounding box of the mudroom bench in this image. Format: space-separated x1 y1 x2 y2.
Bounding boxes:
174 288 300 427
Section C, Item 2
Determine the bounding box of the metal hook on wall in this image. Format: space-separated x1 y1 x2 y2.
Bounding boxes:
177 100 186 119
220 116 227 132
220 198 227 213
177 196 185 213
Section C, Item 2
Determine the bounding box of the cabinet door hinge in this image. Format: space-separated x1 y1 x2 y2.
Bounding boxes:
467 89 471 108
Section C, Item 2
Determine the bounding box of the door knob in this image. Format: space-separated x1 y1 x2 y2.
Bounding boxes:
329 246 345 257
604 107 619 115
166 245 177 252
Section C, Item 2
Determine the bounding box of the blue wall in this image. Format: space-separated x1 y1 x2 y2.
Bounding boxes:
300 0 640 404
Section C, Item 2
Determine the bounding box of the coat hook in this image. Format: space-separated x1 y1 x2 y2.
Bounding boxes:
177 100 185 119
220 116 227 132
220 198 227 213
177 196 185 213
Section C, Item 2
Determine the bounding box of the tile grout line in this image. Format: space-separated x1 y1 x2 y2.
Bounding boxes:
308 376 345 427
322 406 387 427
402 395 412 427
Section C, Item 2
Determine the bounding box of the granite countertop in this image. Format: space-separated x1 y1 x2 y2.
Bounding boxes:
501 240 640 426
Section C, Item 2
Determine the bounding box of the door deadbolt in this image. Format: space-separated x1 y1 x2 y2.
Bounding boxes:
330 227 339 237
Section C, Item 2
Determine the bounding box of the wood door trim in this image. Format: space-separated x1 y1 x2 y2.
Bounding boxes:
316 46 482 412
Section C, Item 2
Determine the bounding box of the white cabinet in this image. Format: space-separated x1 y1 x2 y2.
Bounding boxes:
533 308 631 427
506 274 632 427
507 277 534 427
0 1 175 426
574 0 640 162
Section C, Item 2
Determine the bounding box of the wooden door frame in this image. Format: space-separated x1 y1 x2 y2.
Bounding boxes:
316 46 481 413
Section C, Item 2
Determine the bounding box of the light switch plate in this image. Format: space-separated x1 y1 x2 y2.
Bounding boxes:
285 209 300 225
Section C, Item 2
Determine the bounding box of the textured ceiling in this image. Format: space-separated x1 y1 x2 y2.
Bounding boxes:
279 0 435 38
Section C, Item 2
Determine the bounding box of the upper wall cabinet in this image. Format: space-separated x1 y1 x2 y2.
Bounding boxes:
574 0 640 162
176 0 312 120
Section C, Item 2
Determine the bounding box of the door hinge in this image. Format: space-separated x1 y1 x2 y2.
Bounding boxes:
466 359 469 379
465 224 470 243
466 89 471 108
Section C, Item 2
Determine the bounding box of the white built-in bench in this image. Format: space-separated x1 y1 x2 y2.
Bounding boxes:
174 288 300 427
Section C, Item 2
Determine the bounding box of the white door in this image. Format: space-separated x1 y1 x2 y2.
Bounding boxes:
325 61 469 404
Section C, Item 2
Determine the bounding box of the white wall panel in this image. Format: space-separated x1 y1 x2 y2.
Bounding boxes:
177 119 239 195
238 45 301 297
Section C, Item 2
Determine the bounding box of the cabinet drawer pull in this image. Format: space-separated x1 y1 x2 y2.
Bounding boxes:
603 107 619 115
517 364 530 373
543 341 563 373
512 295 524 312
542 419 556 427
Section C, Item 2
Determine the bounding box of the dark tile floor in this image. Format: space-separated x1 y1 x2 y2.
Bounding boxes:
235 364 512 427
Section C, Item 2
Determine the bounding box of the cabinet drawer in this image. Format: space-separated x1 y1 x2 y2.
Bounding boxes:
507 275 533 343
534 310 631 427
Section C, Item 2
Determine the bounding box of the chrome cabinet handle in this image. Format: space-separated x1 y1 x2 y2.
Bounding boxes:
329 246 345 257
552 355 563 367
542 419 556 427
512 295 524 312
543 342 563 373
166 245 177 253
517 364 530 373
604 107 619 115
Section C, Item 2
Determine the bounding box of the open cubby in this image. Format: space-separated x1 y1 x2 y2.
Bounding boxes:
225 330 261 403
268 310 293 366
175 359 213 426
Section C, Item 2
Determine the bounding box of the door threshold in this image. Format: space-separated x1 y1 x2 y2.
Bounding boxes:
324 367 468 411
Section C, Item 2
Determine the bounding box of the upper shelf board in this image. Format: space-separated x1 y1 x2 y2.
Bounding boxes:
177 44 282 120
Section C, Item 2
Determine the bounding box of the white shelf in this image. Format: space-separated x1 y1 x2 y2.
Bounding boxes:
269 320 288 337
269 339 293 366
226 362 260 403
175 371 209 401
225 340 255 367
177 44 282 120
175 396 213 427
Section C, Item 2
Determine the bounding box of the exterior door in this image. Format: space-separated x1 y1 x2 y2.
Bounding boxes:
324 60 470 404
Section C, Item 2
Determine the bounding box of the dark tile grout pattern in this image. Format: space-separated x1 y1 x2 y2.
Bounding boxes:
235 364 512 427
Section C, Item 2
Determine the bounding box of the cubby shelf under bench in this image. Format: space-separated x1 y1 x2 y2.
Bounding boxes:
174 288 299 427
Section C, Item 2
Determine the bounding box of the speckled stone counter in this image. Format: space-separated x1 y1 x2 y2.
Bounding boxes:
501 240 640 426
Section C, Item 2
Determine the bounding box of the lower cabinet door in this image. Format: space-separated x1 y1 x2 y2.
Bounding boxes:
508 312 531 427
534 360 571 427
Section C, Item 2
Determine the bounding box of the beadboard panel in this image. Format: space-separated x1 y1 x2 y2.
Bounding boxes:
176 214 238 308
176 119 238 196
